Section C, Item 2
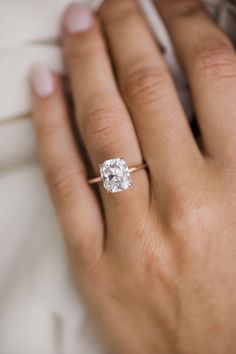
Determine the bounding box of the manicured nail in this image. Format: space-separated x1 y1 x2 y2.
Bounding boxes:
31 65 55 98
64 3 93 34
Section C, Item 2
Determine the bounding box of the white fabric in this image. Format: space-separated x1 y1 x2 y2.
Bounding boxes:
0 0 230 353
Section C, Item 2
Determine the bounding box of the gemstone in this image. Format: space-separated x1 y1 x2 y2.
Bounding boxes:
100 158 132 193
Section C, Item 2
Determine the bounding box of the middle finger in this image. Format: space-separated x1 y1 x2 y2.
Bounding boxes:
155 0 236 162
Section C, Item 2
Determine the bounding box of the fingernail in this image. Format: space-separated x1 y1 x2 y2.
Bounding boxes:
31 65 55 98
64 3 93 34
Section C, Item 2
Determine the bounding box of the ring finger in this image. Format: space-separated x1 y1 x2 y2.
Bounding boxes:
63 4 149 224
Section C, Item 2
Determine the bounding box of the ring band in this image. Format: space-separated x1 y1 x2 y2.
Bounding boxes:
88 158 147 193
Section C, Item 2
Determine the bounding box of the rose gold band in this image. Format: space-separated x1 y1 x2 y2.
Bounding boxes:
88 163 147 185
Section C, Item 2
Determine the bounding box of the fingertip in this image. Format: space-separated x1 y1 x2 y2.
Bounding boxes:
30 64 56 99
63 3 94 35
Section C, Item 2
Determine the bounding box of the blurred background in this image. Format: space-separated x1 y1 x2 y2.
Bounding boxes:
0 0 234 353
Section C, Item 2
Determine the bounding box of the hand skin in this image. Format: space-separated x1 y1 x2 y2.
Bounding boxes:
31 0 236 353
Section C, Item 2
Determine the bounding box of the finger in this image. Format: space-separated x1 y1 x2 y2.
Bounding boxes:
99 0 202 185
62 4 149 219
31 65 104 266
154 0 236 162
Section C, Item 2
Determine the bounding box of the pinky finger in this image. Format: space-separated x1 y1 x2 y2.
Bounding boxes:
31 65 104 267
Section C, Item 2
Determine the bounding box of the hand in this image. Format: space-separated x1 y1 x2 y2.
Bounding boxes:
31 1 236 353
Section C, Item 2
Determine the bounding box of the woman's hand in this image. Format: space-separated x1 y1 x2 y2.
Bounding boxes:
31 1 236 353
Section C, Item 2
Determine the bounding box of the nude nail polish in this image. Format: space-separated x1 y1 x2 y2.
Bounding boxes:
31 65 55 98
64 3 93 34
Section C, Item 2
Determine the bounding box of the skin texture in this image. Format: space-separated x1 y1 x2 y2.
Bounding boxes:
31 0 236 353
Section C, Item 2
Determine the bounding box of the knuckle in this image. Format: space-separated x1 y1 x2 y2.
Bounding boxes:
65 33 104 62
66 230 103 272
100 0 136 26
193 40 236 81
122 64 170 105
67 45 100 62
37 118 63 141
165 0 202 19
169 201 206 237
165 183 208 236
81 105 125 154
46 163 78 202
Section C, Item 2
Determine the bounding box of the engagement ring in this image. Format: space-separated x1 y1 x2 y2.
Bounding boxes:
88 158 147 193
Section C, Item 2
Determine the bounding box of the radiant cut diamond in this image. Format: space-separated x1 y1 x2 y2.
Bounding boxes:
100 158 132 193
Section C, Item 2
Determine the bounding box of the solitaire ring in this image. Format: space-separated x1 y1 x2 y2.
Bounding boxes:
88 158 147 193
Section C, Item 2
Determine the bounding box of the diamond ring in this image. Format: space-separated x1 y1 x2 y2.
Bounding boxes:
88 158 147 193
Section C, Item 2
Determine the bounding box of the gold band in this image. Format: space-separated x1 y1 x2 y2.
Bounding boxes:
88 163 147 185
